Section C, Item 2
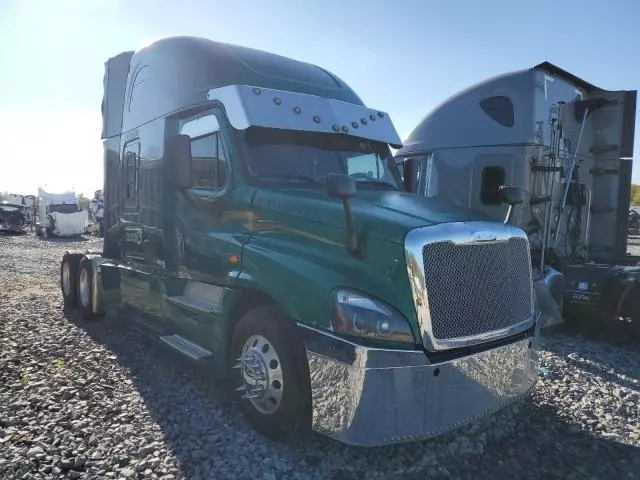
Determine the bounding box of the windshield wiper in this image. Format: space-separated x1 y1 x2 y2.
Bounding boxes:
260 174 325 186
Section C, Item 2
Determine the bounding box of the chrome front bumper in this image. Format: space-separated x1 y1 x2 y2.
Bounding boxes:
300 326 538 447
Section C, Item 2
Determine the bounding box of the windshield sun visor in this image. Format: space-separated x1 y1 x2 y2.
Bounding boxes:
206 85 403 149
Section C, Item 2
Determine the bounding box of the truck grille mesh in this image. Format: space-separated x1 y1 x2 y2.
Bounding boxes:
422 238 532 340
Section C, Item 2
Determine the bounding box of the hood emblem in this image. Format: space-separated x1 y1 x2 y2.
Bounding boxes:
472 231 497 242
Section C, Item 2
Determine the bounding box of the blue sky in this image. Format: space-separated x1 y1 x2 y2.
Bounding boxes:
0 0 638 196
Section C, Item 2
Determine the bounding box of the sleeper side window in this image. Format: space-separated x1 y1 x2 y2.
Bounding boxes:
123 140 140 210
480 166 505 205
181 114 229 191
480 96 514 127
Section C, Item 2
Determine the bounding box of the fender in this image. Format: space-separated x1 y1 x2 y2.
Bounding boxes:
230 231 417 337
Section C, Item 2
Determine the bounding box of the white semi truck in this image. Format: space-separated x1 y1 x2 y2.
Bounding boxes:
36 188 88 238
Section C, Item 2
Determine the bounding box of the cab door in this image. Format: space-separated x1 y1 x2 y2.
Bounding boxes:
159 111 237 367
119 139 163 330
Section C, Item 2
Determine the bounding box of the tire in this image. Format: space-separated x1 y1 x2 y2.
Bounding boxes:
60 253 83 309
228 305 312 440
76 257 95 319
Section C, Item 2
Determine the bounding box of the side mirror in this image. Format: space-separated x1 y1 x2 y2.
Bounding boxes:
326 173 356 198
326 174 360 256
166 134 192 189
499 185 528 224
403 158 419 193
499 185 527 206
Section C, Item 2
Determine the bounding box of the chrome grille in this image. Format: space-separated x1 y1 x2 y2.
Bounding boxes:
421 237 532 341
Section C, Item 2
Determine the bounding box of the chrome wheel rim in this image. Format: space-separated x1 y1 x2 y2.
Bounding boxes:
79 268 90 307
62 263 71 296
235 334 283 414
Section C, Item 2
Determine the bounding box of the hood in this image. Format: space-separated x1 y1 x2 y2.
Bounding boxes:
48 210 88 236
251 187 495 245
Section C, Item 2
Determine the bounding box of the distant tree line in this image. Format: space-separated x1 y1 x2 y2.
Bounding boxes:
77 193 90 211
632 185 640 206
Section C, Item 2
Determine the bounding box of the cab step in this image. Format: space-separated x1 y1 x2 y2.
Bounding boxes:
159 334 212 360
164 295 219 314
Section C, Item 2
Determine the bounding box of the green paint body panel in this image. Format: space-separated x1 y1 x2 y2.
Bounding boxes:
97 36 493 374
237 187 492 340
100 178 491 370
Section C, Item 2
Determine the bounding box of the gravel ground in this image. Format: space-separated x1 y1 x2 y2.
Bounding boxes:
1 233 639 480
627 234 640 257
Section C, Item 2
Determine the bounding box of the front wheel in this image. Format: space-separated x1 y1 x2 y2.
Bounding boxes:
229 305 312 440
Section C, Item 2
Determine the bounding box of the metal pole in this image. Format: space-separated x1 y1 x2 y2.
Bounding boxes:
540 200 551 274
584 187 592 260
554 107 589 246
540 104 563 274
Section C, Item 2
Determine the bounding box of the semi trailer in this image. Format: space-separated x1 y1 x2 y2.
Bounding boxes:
60 35 539 446
394 62 638 336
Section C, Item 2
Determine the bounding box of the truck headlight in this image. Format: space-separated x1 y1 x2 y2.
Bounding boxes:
330 289 416 345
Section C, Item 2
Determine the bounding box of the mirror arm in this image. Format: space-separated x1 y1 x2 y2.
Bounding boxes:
498 185 528 225
326 174 362 258
342 199 360 256
504 204 514 224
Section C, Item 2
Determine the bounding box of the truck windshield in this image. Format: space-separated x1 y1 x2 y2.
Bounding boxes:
242 127 403 190
0 204 23 213
49 204 79 214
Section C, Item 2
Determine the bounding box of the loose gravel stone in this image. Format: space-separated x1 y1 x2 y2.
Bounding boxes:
0 232 639 479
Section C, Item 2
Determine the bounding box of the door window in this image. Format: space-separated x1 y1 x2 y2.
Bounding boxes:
480 166 506 205
181 114 229 191
123 141 140 210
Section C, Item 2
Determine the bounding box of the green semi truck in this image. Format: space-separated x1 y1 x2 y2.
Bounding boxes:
60 35 539 447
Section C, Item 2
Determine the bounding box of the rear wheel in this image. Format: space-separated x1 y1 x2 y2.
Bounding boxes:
60 253 83 309
76 257 94 318
228 305 312 440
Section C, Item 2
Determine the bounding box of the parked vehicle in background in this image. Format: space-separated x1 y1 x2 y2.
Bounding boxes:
629 208 640 235
36 187 88 238
0 201 28 234
59 35 539 446
395 62 638 336
86 189 105 237
5 193 37 230
7 194 25 205
24 195 36 230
